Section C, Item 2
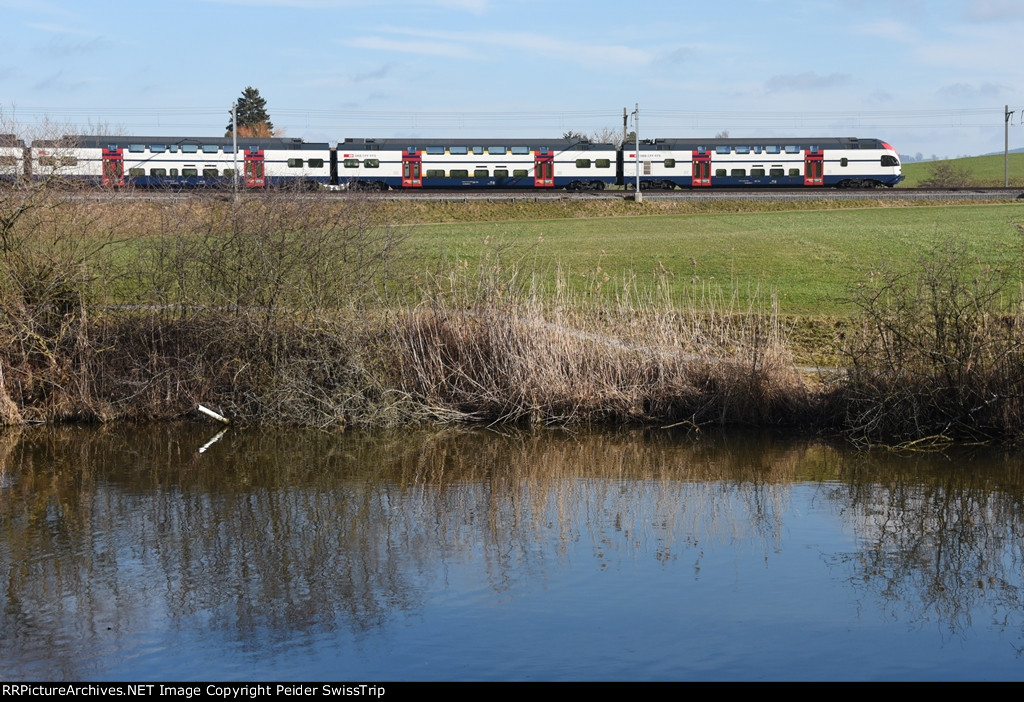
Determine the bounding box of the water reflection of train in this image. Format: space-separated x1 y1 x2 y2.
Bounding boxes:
6 133 904 190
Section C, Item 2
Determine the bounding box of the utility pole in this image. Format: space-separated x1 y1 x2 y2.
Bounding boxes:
1006 105 1014 188
232 103 239 202
633 103 641 203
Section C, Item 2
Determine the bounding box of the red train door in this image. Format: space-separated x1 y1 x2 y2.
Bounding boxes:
804 151 824 186
691 151 711 187
244 150 265 187
402 151 422 188
101 147 123 187
534 152 554 187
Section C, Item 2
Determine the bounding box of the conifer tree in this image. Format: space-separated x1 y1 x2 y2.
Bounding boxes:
226 87 275 137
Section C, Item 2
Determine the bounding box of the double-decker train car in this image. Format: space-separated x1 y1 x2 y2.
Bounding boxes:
29 135 332 188
622 137 903 189
334 138 619 191
0 134 27 182
17 132 904 190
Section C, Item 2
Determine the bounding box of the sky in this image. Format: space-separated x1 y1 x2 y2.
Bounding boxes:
1 0 1022 159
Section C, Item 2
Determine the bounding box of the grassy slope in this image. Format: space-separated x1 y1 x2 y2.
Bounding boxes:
900 152 1024 187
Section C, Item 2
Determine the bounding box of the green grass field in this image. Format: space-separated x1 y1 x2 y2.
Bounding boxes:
900 152 1024 187
405 202 1024 316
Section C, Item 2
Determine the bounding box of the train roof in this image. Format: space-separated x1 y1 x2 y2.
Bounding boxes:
637 137 889 149
31 135 330 150
339 137 615 150
0 133 25 148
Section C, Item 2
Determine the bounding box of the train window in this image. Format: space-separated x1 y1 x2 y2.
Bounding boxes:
308 158 324 168
38 156 58 166
61 157 77 166
697 146 707 154
663 159 675 168
426 146 445 155
785 145 799 154
474 169 489 178
223 169 235 177
840 158 849 167
753 146 762 154
751 168 765 177
449 146 468 155
472 146 484 155
513 169 529 177
287 159 303 168
715 169 726 177
169 168 178 177
150 145 165 153
788 168 800 176
494 169 509 178
770 168 784 176
128 168 144 177
129 144 145 153
182 145 198 154
766 145 781 154
343 159 359 168
426 169 445 178
735 146 750 154
182 168 198 177
168 145 178 153
202 145 219 154
203 168 218 177
364 159 379 168
731 169 745 177
511 146 530 155
881 155 899 167
450 169 469 178
223 145 234 153
576 159 592 168
596 159 611 168
716 145 730 154
490 146 507 155
150 168 167 177
0 156 16 166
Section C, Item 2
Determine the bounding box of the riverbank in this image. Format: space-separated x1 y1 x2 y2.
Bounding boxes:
2 188 1023 446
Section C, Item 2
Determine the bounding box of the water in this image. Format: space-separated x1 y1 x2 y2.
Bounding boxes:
2 425 1023 681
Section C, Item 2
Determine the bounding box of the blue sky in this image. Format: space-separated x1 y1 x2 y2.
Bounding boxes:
2 0 1022 159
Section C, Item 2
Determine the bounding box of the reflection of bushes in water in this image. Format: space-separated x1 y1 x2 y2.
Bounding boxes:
0 426 813 652
6 426 1024 656
824 450 1024 640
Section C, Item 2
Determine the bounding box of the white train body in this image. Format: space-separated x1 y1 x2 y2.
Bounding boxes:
0 134 27 182
30 136 332 188
621 137 903 188
18 133 903 190
336 138 619 190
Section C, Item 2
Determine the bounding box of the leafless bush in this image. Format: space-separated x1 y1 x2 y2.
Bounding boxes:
919 161 974 188
834 236 1024 446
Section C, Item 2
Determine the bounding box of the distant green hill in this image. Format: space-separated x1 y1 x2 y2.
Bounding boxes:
900 153 1024 187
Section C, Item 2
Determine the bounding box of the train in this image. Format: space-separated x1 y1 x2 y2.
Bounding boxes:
2 132 904 190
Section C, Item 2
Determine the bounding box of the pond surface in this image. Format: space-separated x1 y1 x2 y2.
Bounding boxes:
2 425 1024 681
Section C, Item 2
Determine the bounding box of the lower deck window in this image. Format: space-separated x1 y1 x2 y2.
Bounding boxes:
450 169 469 178
474 169 489 178
426 169 445 178
513 169 529 178
203 168 218 177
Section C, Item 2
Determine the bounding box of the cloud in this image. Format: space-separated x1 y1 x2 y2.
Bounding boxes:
344 36 476 59
764 72 852 93
352 63 397 83
965 0 1024 21
665 47 694 64
938 82 1006 98
347 25 652 67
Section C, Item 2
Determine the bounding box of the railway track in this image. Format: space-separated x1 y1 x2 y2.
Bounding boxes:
60 186 1024 203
